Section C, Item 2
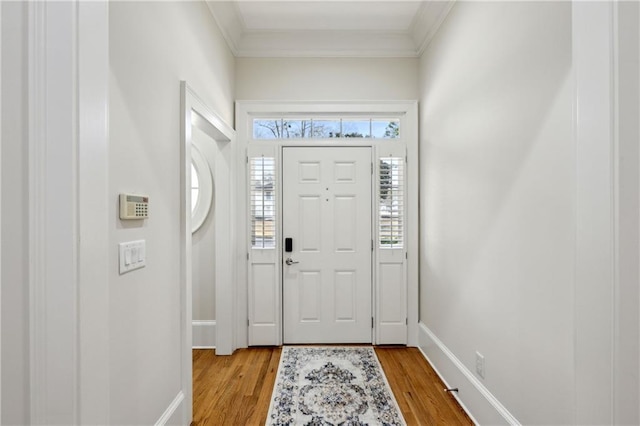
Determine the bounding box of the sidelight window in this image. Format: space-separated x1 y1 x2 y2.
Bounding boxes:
379 157 404 248
250 156 276 248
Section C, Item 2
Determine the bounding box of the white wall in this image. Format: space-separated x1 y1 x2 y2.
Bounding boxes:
192 126 217 346
616 2 640 423
418 2 574 424
1 2 29 424
236 57 417 101
109 2 234 423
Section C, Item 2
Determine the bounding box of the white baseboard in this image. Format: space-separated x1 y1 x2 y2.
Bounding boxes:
192 320 216 349
155 391 184 426
417 322 520 425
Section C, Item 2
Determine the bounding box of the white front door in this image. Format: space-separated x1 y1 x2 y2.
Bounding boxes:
282 147 372 343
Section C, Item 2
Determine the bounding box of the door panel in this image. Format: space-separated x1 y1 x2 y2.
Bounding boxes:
299 271 321 321
299 196 322 251
334 270 357 321
334 196 357 251
251 264 277 324
283 147 372 343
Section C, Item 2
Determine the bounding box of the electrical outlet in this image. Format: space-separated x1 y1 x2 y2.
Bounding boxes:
475 351 485 379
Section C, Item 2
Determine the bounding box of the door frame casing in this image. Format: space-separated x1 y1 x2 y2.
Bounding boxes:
180 82 236 423
236 101 419 348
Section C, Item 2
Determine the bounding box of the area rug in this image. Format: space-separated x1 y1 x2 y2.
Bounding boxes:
266 346 406 426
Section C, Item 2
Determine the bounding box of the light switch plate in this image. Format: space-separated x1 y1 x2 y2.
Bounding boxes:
119 240 146 274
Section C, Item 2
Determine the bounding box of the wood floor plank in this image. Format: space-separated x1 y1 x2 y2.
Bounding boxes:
246 348 281 425
192 346 473 425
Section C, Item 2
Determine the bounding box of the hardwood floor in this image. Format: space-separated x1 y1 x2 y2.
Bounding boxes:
375 347 472 425
192 346 473 425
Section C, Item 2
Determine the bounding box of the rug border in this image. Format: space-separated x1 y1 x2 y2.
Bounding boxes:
369 347 407 426
265 346 290 425
265 346 407 426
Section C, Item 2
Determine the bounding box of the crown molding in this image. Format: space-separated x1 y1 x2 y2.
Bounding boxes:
206 0 455 58
412 0 456 56
206 1 243 56
238 30 418 58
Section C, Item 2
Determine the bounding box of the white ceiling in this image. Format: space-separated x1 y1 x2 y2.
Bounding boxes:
206 1 455 57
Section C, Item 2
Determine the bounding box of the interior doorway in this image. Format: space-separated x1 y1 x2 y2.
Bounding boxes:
180 82 236 424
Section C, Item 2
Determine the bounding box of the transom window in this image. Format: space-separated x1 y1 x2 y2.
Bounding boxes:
253 118 400 140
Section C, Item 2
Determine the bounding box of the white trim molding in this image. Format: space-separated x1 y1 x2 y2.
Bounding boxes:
192 320 217 349
206 1 455 58
28 2 49 421
411 0 456 56
28 2 110 424
418 323 520 425
154 391 185 426
28 2 80 423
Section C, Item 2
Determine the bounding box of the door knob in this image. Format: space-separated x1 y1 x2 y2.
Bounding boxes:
285 257 299 265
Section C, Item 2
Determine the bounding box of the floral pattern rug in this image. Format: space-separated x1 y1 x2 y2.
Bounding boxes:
266 346 406 426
